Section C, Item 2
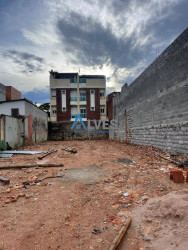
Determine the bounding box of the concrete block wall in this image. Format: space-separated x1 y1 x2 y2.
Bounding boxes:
48 121 109 141
112 28 188 155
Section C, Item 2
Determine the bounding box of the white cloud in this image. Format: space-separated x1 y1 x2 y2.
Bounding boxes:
0 0 184 100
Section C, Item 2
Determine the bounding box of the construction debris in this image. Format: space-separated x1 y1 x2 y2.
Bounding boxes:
0 163 64 170
158 153 188 168
109 215 132 250
62 147 77 154
23 174 63 186
0 140 187 249
0 153 13 158
0 176 10 185
170 169 184 183
92 229 102 235
0 151 44 155
38 149 57 160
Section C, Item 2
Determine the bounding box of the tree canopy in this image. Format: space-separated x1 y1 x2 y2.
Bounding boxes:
39 103 50 112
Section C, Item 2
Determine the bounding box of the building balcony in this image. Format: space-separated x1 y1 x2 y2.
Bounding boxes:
70 97 87 105
70 83 86 88
79 83 86 88
70 83 77 88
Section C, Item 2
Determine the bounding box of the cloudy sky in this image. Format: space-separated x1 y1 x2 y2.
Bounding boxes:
0 0 187 103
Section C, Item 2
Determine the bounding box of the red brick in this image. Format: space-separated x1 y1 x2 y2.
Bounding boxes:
171 170 184 183
170 169 176 180
186 171 188 183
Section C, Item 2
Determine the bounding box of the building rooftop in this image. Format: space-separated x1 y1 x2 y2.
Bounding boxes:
49 71 105 80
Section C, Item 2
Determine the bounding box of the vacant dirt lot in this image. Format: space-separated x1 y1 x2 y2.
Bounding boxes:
0 140 187 250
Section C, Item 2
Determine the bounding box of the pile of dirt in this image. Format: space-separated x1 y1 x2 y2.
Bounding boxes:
133 189 188 249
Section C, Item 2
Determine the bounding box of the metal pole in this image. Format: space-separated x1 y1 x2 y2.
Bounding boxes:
77 74 80 114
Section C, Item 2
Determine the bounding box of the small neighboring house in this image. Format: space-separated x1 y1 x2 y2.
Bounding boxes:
0 98 48 148
49 71 107 122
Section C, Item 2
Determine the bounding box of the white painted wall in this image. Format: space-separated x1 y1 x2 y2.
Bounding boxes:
0 101 25 116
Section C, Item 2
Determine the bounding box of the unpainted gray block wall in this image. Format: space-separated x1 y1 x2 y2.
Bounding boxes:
113 28 188 154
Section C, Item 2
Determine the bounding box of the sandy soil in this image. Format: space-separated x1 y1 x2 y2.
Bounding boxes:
0 140 187 250
132 189 188 250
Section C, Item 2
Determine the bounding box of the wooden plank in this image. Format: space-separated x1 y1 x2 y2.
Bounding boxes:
0 163 64 170
109 215 132 250
38 150 57 160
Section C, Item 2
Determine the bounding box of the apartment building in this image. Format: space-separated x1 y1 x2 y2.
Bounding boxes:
49 71 106 122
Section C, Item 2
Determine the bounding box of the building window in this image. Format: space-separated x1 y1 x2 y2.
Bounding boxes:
11 108 19 116
100 108 105 114
80 108 86 118
79 78 86 83
51 89 56 98
71 107 78 118
62 90 66 111
70 96 77 101
100 91 105 97
70 78 77 83
90 90 95 111
52 108 56 115
80 91 86 101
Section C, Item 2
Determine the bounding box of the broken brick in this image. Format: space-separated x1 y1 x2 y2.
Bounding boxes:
171 170 184 183
186 171 188 183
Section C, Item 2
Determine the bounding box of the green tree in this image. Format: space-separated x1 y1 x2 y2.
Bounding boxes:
39 103 50 112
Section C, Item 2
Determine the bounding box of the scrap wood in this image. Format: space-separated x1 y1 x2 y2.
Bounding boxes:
61 147 77 154
23 174 63 186
158 154 188 168
38 149 57 160
0 163 64 170
0 176 10 185
109 215 132 250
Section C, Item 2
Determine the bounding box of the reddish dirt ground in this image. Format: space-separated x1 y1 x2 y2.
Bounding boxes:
0 140 187 250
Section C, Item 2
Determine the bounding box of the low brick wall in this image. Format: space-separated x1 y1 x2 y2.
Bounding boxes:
48 121 109 141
